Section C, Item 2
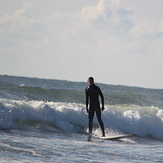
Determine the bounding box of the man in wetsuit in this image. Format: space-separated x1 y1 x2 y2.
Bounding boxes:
85 77 105 137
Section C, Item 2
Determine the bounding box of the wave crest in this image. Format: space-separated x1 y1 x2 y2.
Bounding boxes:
0 99 163 140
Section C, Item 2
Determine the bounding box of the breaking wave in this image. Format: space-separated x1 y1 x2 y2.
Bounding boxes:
0 99 163 140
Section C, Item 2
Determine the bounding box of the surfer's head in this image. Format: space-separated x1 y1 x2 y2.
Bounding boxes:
87 77 94 86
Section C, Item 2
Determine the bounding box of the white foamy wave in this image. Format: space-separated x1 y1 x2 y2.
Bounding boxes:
123 110 141 120
0 99 163 140
0 99 87 132
103 105 163 140
156 110 163 121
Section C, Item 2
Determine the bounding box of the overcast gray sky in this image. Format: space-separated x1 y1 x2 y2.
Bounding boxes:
0 0 163 89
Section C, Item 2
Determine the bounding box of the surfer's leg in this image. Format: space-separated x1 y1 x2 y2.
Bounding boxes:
88 109 94 134
96 108 105 136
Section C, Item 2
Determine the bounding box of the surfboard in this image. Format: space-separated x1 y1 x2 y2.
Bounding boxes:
99 134 135 140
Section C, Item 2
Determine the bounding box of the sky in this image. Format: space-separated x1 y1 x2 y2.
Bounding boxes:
0 0 163 89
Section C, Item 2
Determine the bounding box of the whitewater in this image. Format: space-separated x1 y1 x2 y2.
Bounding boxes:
0 75 163 162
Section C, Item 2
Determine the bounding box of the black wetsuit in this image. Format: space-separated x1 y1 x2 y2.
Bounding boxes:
85 84 105 135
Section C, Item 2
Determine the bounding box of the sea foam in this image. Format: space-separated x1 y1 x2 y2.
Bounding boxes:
0 99 163 140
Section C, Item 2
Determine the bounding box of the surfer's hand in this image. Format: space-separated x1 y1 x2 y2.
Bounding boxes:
86 108 89 113
101 106 105 111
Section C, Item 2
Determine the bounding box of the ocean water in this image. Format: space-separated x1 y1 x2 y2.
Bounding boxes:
0 75 163 163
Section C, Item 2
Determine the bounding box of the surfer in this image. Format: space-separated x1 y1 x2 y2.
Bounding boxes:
85 77 105 137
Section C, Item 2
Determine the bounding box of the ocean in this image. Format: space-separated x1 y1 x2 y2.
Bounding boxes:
0 75 163 163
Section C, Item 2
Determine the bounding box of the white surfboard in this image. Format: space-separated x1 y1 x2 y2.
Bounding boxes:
100 134 135 140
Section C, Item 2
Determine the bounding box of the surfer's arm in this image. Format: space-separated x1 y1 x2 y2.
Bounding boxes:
98 88 104 109
85 90 89 113
86 93 89 108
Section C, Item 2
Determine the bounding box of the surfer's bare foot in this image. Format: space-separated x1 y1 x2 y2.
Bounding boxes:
101 135 105 137
88 132 92 136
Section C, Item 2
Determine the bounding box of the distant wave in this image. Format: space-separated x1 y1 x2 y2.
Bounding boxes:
0 75 163 107
0 82 85 103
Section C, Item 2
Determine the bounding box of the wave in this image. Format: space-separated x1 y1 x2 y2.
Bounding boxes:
0 82 85 103
1 77 163 107
1 75 163 141
0 99 163 141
